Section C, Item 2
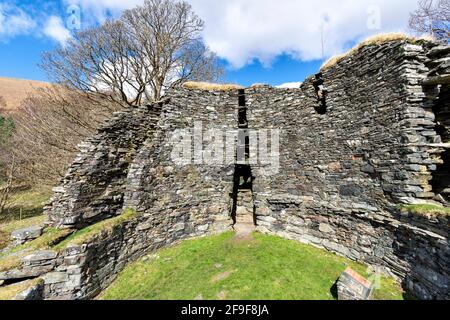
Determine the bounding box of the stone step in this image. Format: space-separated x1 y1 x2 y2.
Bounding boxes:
233 222 256 237
236 215 254 224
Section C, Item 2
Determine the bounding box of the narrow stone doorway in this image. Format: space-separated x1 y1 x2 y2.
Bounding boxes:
231 164 256 236
230 90 256 237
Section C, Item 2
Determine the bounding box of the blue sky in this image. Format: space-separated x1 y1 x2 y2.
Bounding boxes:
0 0 419 87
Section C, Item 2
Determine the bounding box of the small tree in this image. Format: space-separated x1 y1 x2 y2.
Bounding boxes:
0 96 15 216
409 0 450 42
42 0 223 106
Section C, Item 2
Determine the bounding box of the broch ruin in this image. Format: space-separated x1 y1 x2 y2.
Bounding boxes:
0 38 449 300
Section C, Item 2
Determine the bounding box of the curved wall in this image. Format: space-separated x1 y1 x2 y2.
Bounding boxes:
35 40 449 300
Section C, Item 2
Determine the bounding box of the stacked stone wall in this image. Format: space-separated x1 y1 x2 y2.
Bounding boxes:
25 39 450 300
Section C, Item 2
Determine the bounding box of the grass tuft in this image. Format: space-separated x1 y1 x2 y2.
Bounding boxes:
321 32 434 71
182 81 243 91
399 204 450 218
100 232 404 300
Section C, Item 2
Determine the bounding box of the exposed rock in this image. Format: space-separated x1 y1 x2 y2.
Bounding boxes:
14 280 44 300
11 226 43 244
21 250 58 264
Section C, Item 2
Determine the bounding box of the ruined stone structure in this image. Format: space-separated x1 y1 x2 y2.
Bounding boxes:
1 39 449 300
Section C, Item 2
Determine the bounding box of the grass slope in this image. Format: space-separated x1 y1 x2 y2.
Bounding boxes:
100 232 404 300
0 215 47 250
0 189 52 223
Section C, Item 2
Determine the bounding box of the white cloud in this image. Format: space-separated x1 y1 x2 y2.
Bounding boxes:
276 82 302 89
62 0 420 68
0 3 36 40
65 0 142 23
43 16 72 45
188 0 420 68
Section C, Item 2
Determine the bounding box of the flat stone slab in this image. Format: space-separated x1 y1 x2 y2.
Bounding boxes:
21 250 58 264
337 267 373 300
43 272 68 284
0 265 54 281
11 226 43 243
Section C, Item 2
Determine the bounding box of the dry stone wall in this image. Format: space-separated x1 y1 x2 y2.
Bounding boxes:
47 104 163 228
12 39 448 300
247 41 449 299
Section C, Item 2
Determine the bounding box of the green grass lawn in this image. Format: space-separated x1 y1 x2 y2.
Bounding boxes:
100 232 404 300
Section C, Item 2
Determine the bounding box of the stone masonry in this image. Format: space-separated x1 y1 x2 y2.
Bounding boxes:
1 39 448 300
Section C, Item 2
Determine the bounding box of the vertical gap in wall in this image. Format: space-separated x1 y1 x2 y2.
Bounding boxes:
430 84 450 204
231 90 256 230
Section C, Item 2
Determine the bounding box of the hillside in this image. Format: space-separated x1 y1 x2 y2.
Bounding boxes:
0 77 50 114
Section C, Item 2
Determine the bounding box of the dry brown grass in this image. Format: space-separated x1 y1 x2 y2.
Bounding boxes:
182 81 243 91
0 77 50 114
250 83 269 88
321 32 434 71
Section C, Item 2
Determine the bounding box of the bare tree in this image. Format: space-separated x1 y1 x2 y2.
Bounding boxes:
409 0 450 42
42 0 223 105
0 154 15 216
0 86 122 188
0 99 15 216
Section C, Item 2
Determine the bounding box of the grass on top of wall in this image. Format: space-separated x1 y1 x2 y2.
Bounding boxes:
182 81 244 91
0 227 71 272
53 208 138 250
0 209 138 272
99 232 404 300
399 204 450 218
321 32 434 71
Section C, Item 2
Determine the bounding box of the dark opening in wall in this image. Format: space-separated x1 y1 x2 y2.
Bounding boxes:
313 73 328 114
230 164 254 224
238 89 246 107
429 85 450 204
238 89 248 128
431 149 450 203
230 89 256 226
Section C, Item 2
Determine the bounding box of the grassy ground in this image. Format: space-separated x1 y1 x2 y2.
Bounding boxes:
100 232 404 300
0 215 48 250
0 188 51 250
0 189 52 223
